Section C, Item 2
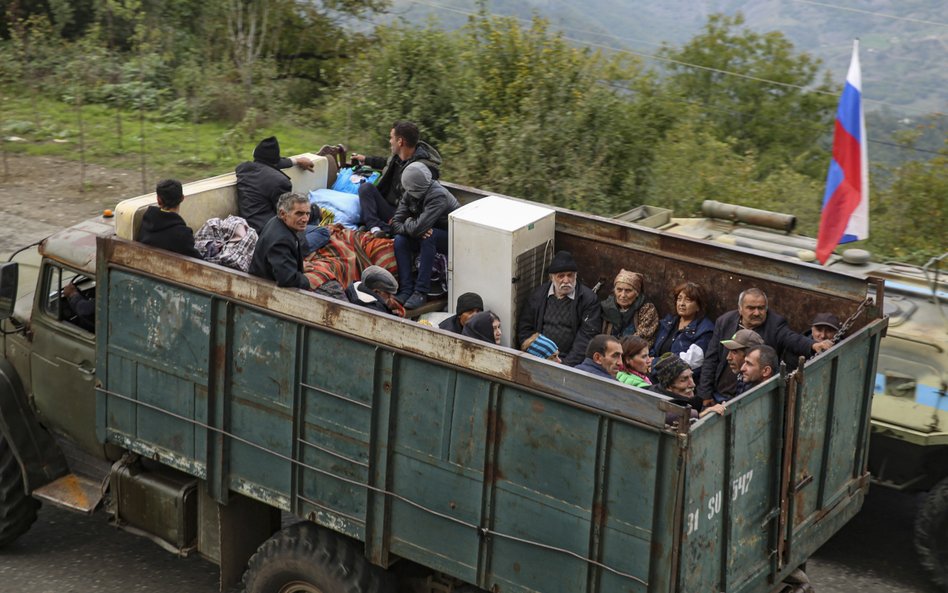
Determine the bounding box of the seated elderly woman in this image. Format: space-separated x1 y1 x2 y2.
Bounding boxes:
462 311 502 345
650 281 715 383
650 353 725 424
601 269 659 346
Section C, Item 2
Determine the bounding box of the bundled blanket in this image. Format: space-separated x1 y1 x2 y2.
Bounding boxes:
303 226 398 293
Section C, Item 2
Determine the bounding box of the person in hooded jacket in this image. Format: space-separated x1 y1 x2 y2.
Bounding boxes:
352 121 443 235
390 161 460 310
462 311 502 345
138 179 201 258
236 136 314 233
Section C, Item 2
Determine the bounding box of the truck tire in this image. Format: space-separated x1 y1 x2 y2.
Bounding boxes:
242 521 393 593
0 433 40 547
915 476 948 589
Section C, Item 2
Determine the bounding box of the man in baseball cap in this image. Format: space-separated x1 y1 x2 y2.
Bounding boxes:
711 329 765 402
809 313 841 342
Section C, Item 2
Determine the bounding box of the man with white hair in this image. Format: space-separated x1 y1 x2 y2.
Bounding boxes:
390 161 459 310
516 250 602 367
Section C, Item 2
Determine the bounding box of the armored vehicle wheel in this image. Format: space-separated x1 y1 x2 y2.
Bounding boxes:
915 476 948 589
242 521 393 593
0 433 40 547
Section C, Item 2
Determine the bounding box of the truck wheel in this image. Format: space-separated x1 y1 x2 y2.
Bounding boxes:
242 521 393 593
0 434 40 547
915 477 948 589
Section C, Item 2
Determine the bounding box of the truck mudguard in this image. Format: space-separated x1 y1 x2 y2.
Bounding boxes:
0 359 69 491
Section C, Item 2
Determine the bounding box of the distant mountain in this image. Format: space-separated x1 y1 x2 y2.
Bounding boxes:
384 0 947 116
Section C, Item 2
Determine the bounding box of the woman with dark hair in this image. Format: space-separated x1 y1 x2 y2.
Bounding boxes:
462 311 502 345
616 335 652 388
650 281 715 383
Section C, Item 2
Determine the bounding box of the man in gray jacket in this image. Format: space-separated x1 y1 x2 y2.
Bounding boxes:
390 162 459 310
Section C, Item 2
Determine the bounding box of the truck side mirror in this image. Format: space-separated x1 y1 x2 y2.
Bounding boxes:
0 262 19 319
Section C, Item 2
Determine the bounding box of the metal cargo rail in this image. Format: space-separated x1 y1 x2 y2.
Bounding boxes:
94 217 885 593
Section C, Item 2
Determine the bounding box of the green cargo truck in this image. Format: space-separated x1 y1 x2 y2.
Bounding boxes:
0 156 887 593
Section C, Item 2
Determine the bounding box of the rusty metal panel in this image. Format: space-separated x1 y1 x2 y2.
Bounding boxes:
554 225 874 337
679 380 785 593
783 322 885 570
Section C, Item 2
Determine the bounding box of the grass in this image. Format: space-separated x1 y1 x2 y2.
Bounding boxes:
0 85 340 184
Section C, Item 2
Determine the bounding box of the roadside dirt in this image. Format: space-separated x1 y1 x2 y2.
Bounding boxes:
0 153 145 254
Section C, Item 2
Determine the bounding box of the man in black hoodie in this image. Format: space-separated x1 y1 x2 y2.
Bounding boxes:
351 121 443 235
138 179 202 258
236 136 314 233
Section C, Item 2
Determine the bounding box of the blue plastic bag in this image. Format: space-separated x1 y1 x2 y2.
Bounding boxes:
331 167 380 195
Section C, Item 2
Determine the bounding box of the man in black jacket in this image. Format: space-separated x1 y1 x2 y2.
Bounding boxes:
352 121 443 235
516 251 602 367
249 193 312 290
138 179 201 258
697 288 832 402
236 136 314 233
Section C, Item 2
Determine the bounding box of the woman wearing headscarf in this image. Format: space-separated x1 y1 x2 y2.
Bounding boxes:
650 281 715 383
601 269 659 346
462 311 502 345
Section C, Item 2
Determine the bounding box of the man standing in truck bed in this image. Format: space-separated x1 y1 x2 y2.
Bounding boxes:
351 121 442 236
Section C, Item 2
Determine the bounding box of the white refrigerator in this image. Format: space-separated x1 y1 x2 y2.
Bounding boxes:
448 196 556 348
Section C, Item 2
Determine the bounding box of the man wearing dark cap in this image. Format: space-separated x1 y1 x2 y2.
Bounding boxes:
439 292 484 334
345 265 402 316
809 313 840 342
236 136 315 233
516 250 601 367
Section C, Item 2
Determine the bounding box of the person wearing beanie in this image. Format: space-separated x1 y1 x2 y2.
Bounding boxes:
390 161 460 310
601 269 659 347
520 333 561 363
345 265 404 317
650 352 725 424
351 121 443 235
236 135 315 233
462 311 502 345
138 179 202 258
574 334 622 380
516 250 601 367
439 292 484 334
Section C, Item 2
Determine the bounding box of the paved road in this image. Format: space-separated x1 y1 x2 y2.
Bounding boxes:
0 486 939 593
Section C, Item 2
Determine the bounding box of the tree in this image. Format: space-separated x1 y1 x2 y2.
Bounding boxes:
868 136 947 263
659 13 836 179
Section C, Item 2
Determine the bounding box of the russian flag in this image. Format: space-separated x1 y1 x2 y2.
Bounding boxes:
816 40 869 265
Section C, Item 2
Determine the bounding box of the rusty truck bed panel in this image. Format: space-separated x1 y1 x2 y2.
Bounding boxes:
95 197 885 593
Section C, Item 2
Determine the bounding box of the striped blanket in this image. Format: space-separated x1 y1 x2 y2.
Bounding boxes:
303 227 398 291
